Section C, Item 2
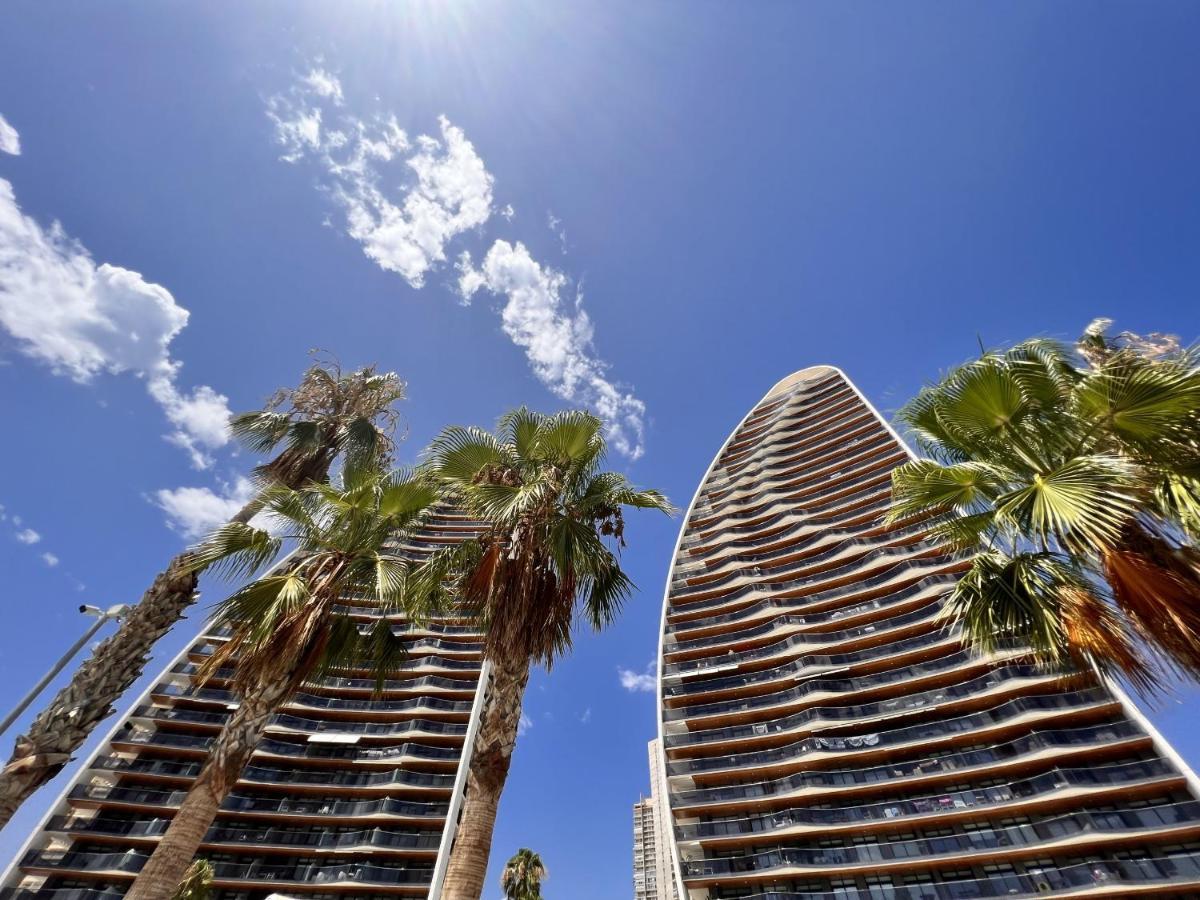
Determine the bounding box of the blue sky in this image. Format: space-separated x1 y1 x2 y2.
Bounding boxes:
0 2 1198 896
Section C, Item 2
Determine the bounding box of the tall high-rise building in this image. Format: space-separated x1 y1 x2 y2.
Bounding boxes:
655 366 1200 899
633 796 659 900
1 506 490 900
646 741 678 900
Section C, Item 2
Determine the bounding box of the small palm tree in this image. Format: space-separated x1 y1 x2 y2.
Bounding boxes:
0 360 405 827
172 859 213 900
120 463 438 900
501 848 547 899
889 320 1200 693
419 408 672 899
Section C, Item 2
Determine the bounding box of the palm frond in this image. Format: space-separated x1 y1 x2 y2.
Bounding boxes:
993 455 1140 552
188 523 283 581
229 410 292 454
425 425 510 484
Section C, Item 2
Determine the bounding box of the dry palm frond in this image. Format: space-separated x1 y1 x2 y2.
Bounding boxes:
1104 540 1200 680
1057 586 1162 696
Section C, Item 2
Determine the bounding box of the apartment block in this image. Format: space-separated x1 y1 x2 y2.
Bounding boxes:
1 506 489 900
655 366 1200 899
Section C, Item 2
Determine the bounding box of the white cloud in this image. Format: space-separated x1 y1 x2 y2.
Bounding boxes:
41 552 59 567
15 527 41 545
546 210 567 252
618 661 658 693
458 241 646 459
301 68 344 104
154 476 256 540
517 711 533 736
579 707 592 724
0 113 19 156
268 72 492 289
268 67 646 458
0 179 232 468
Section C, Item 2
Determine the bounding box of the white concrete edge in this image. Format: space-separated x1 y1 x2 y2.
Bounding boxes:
427 657 492 900
1103 675 1200 799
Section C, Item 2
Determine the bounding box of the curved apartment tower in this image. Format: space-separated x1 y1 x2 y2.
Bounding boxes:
656 366 1200 899
1 506 489 900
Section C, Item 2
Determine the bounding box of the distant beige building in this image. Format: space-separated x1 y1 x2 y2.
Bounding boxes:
632 796 658 900
646 739 679 900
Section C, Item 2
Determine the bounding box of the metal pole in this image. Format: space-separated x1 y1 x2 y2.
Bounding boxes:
0 613 112 737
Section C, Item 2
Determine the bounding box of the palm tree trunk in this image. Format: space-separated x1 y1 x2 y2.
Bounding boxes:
441 653 531 900
124 673 294 900
0 497 265 829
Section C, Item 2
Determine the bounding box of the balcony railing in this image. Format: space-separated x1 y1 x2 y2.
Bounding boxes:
130 703 469 738
152 683 474 715
69 783 448 818
676 853 1200 899
681 800 1200 875
671 719 1146 807
677 757 1176 840
668 688 1112 775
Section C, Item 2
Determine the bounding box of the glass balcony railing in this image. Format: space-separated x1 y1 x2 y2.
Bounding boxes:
696 438 902 532
665 603 946 700
190 635 482 660
682 800 1200 875
704 419 885 500
667 688 1112 775
18 849 435 887
152 683 474 715
669 663 1054 753
680 498 892 568
92 754 455 790
671 719 1146 807
68 783 449 818
677 755 1174 841
720 382 854 458
686 852 1200 899
670 538 944 618
129 703 469 738
169 662 479 694
666 649 990 746
668 550 958 628
45 815 444 852
713 405 872 484
663 625 960 714
669 516 927 602
667 588 944 664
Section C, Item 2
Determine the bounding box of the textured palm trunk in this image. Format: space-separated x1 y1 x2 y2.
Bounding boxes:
0 491 275 829
441 653 531 900
124 673 294 900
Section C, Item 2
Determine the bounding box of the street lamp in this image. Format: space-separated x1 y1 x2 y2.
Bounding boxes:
0 603 129 737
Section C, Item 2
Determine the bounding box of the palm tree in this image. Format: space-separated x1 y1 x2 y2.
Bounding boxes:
501 848 547 899
171 859 213 900
0 359 405 827
124 464 438 900
418 408 673 900
889 320 1200 693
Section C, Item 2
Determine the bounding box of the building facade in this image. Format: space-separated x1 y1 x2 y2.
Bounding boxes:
647 741 679 900
655 366 1200 899
1 506 489 900
634 797 659 900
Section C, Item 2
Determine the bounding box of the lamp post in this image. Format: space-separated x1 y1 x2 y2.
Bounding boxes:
0 603 129 737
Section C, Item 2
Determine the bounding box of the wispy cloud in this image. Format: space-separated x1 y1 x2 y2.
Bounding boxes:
517 711 534 736
15 527 40 545
267 67 646 458
154 476 256 540
0 113 19 156
579 707 592 724
41 552 59 567
0 179 232 468
458 241 645 458
618 661 658 693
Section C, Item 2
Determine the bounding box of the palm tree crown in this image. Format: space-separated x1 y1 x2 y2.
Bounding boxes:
124 464 439 900
889 320 1200 693
420 408 672 900
419 407 674 667
501 848 547 900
